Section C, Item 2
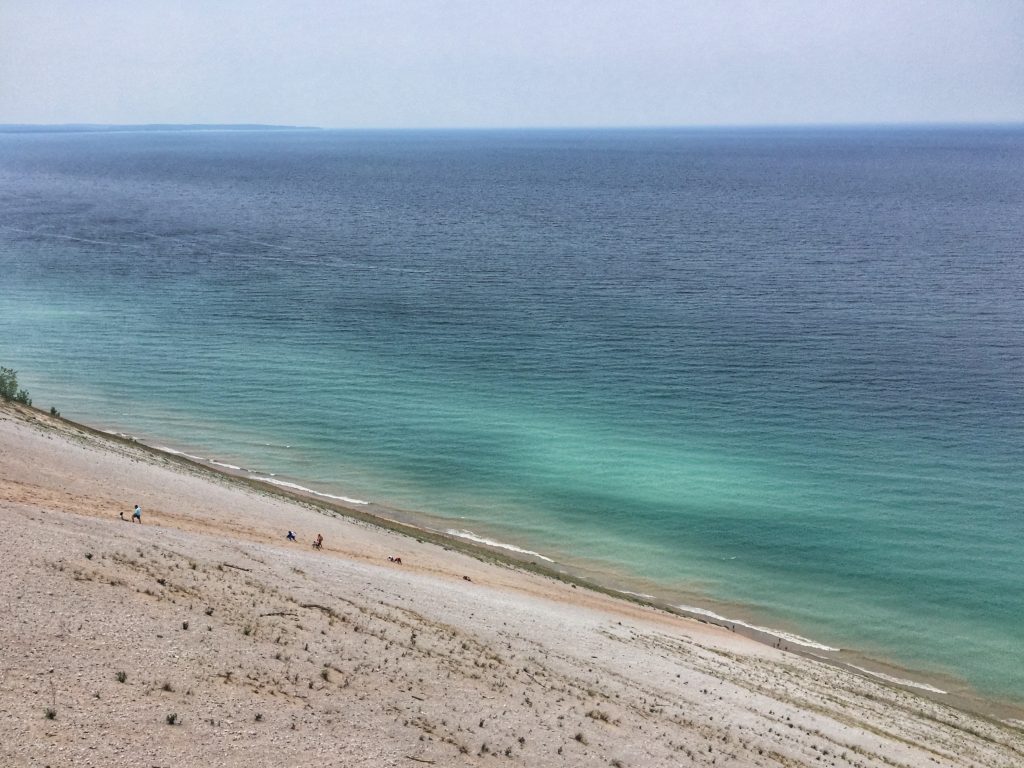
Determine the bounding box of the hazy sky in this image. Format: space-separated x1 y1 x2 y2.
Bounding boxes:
2 1 1022 128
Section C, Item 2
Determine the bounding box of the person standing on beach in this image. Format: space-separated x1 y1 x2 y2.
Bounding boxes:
132 504 142 524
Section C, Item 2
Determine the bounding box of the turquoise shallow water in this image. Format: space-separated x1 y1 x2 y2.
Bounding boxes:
1 127 1022 706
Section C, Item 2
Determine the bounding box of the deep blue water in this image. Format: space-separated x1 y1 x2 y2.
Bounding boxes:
1 126 1023 706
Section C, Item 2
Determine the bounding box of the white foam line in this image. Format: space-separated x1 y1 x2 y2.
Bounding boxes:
445 529 554 562
619 590 656 600
209 460 243 471
846 665 947 695
153 446 208 463
103 429 136 440
252 476 369 506
676 604 840 652
156 447 250 473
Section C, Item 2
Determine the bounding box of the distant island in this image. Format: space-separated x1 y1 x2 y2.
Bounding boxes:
0 123 321 133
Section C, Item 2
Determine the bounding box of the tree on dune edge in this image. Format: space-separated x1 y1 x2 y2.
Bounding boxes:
0 366 32 406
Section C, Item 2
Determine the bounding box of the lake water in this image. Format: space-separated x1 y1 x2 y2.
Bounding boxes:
1 126 1022 708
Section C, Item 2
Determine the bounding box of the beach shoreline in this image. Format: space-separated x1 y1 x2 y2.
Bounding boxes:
65 407 1024 716
3 396 1024 768
7 400 1021 724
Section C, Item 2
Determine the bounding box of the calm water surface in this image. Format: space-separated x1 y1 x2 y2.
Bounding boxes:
1 127 1022 706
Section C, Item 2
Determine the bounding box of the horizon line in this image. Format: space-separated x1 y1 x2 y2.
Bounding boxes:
2 120 1023 134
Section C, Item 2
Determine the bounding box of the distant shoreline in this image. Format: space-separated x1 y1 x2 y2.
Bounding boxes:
0 123 322 134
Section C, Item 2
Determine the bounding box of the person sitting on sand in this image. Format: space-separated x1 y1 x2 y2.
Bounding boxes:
313 533 323 550
286 530 297 541
132 504 142 524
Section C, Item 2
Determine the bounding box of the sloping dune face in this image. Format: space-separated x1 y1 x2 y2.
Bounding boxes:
1 403 1022 768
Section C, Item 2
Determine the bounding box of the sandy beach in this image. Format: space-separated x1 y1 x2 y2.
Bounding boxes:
1 400 1022 767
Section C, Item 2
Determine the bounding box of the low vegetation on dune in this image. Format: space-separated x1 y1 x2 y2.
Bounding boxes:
0 366 32 406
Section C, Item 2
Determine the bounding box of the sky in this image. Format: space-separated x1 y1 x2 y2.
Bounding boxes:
1 0 1022 129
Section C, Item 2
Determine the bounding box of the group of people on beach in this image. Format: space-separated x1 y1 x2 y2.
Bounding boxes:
121 505 401 565
284 529 402 564
286 530 323 549
120 501 323 554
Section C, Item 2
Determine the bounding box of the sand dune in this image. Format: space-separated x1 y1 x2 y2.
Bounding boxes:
1 401 1022 767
